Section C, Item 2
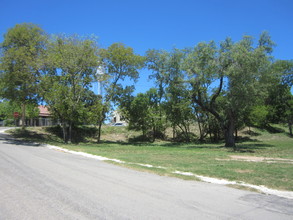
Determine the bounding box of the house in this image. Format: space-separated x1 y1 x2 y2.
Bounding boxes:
111 110 127 125
35 105 56 126
21 105 56 127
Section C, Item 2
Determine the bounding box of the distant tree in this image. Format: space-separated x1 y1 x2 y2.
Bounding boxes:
41 34 98 143
0 101 21 125
129 93 151 137
126 88 166 141
0 23 47 128
247 105 269 128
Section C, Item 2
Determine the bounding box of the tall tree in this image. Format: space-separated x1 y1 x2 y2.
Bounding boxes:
41 34 98 143
266 60 293 135
0 23 47 128
97 43 145 142
183 32 274 150
100 43 145 102
146 49 170 103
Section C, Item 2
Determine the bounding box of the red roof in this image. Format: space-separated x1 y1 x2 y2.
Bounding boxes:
38 105 51 117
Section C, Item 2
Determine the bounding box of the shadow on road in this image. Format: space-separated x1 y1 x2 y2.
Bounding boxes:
0 132 43 147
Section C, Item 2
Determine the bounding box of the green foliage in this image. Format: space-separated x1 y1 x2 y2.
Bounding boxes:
247 105 269 128
265 60 293 135
96 43 144 142
270 60 293 87
146 49 170 100
1 23 291 144
127 88 166 141
100 43 145 102
26 103 40 119
0 23 47 127
128 92 152 136
182 32 274 149
0 101 20 119
41 34 98 143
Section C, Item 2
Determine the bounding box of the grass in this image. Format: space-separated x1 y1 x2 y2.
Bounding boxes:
7 124 293 192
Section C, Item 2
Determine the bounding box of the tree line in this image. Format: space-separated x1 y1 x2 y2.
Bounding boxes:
0 23 292 149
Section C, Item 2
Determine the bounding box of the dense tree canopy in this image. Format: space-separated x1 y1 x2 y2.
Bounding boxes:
0 23 47 128
1 23 291 147
41 34 99 143
181 32 274 149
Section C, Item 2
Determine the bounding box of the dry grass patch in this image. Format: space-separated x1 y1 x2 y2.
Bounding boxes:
234 169 253 173
230 155 293 164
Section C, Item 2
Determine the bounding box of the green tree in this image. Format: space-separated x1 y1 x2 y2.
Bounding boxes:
183 32 274 150
146 49 170 102
25 103 40 126
286 99 293 136
0 23 47 128
128 92 152 138
85 93 106 142
161 49 196 141
247 105 269 128
41 34 98 143
100 43 145 102
0 101 21 125
98 43 145 142
266 60 293 135
127 88 166 141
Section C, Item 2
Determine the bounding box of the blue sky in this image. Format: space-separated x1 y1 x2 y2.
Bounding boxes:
1 0 293 93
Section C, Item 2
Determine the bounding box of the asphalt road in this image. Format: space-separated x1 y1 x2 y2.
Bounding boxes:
0 128 292 219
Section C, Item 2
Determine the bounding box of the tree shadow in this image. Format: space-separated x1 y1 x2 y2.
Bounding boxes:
263 125 285 134
242 130 261 136
3 139 44 147
158 141 225 149
232 143 275 153
235 136 259 143
128 135 152 143
0 132 44 147
6 128 63 145
45 125 98 144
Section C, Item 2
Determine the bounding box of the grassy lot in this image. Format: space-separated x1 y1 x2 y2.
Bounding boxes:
8 125 293 191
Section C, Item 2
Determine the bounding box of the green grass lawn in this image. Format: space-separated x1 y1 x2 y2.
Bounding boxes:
8 125 293 191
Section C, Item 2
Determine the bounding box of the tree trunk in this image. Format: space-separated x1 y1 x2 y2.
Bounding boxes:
62 122 68 143
225 119 236 150
152 126 156 142
97 119 102 143
68 122 72 143
196 112 204 141
21 103 26 129
172 125 176 139
288 121 292 136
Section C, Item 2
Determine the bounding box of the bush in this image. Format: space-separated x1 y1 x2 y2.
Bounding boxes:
173 131 197 142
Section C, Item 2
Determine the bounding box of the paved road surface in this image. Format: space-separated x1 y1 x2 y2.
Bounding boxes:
0 128 292 219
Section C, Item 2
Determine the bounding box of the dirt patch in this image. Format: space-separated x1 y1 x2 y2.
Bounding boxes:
230 155 293 164
216 156 293 164
102 133 127 142
230 155 265 162
235 169 253 173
